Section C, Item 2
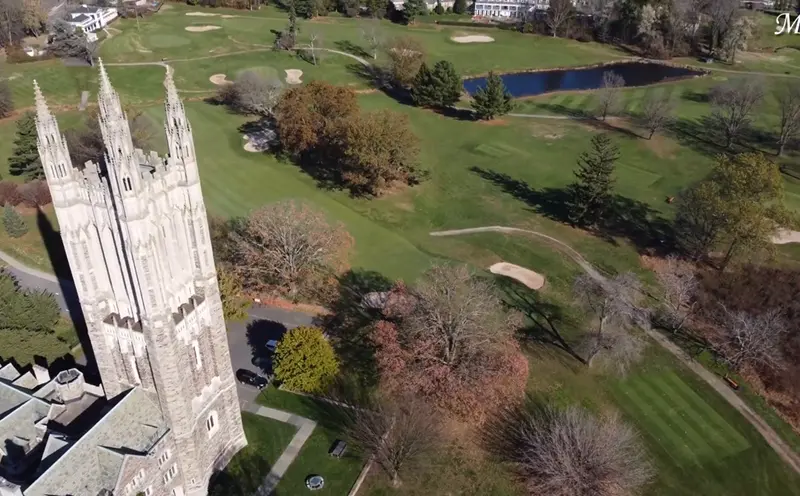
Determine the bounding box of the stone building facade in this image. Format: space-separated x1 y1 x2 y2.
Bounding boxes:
0 62 246 496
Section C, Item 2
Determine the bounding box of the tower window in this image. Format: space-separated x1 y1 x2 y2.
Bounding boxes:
206 411 219 437
123 177 132 191
163 464 178 484
192 340 202 370
158 449 172 468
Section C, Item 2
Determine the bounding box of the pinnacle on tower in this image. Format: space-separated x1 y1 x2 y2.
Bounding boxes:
33 79 49 118
164 67 181 109
98 58 113 98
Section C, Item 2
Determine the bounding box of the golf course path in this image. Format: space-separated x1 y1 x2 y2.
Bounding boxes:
431 225 800 474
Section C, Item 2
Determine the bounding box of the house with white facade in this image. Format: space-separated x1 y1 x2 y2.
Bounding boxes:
473 0 582 20
64 4 118 33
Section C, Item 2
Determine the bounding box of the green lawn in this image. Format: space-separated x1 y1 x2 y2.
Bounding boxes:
257 387 364 495
208 412 298 495
2 6 800 493
608 363 800 495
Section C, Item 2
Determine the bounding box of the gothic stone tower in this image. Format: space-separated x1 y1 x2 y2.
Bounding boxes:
33 62 247 495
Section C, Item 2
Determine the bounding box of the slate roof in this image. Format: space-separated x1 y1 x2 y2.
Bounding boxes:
23 388 167 496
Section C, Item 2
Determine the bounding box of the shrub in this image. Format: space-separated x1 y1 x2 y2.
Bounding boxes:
0 80 13 119
3 204 28 238
273 326 340 392
18 180 52 207
0 182 22 206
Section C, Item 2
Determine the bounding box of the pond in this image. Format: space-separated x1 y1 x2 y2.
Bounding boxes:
463 62 704 98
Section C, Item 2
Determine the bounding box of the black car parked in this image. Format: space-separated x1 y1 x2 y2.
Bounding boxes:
236 369 270 389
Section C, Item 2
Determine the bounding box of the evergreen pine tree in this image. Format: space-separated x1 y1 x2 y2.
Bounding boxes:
288 0 298 34
453 0 467 14
8 112 43 180
432 60 462 107
412 60 462 108
411 63 436 107
434 0 444 14
0 79 13 119
3 204 28 238
402 0 427 24
470 71 513 120
566 134 619 227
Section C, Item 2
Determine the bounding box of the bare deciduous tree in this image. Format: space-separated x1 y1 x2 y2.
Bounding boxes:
709 78 764 149
573 272 642 335
640 91 675 139
716 306 787 371
705 0 739 54
231 200 352 300
223 70 283 117
361 18 383 60
594 71 625 121
307 30 324 66
405 265 511 365
340 395 440 487
653 255 697 332
546 0 574 38
574 272 647 373
494 403 654 496
777 83 800 156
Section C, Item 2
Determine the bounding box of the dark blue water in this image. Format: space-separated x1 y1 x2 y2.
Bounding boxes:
463 62 703 98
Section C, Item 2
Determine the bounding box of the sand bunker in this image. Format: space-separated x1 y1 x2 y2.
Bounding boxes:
185 25 221 32
209 74 231 85
772 229 800 244
489 262 545 290
285 69 303 84
451 35 495 43
221 14 237 18
186 11 218 16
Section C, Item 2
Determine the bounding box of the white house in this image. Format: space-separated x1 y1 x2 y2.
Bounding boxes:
65 4 118 33
473 0 583 20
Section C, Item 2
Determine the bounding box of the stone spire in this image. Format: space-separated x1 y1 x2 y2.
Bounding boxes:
96 59 141 194
33 80 73 183
163 67 197 181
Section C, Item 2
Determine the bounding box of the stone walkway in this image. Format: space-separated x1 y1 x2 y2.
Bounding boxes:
244 404 317 496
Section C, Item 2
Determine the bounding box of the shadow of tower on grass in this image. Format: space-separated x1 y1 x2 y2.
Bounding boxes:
36 207 97 378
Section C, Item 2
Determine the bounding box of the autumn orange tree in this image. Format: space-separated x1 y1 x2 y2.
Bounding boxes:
274 81 422 197
370 266 528 421
230 200 353 302
337 109 422 196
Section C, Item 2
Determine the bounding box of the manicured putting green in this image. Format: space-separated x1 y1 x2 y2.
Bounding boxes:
236 66 280 81
148 34 191 49
612 371 750 467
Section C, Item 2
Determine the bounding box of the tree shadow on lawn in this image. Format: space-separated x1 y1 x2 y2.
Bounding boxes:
208 452 277 496
669 115 781 159
316 269 394 390
531 103 643 139
496 277 587 366
345 62 475 121
470 167 676 255
333 40 371 61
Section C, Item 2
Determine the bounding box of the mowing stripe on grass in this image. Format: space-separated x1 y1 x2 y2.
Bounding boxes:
644 374 740 457
630 378 717 461
634 381 714 464
608 387 686 468
662 372 751 454
616 380 701 466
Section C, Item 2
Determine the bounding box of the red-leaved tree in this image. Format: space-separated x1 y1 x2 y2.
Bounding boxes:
370 266 528 422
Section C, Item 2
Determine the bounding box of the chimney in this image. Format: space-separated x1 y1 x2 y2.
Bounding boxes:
54 369 86 403
32 365 50 386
